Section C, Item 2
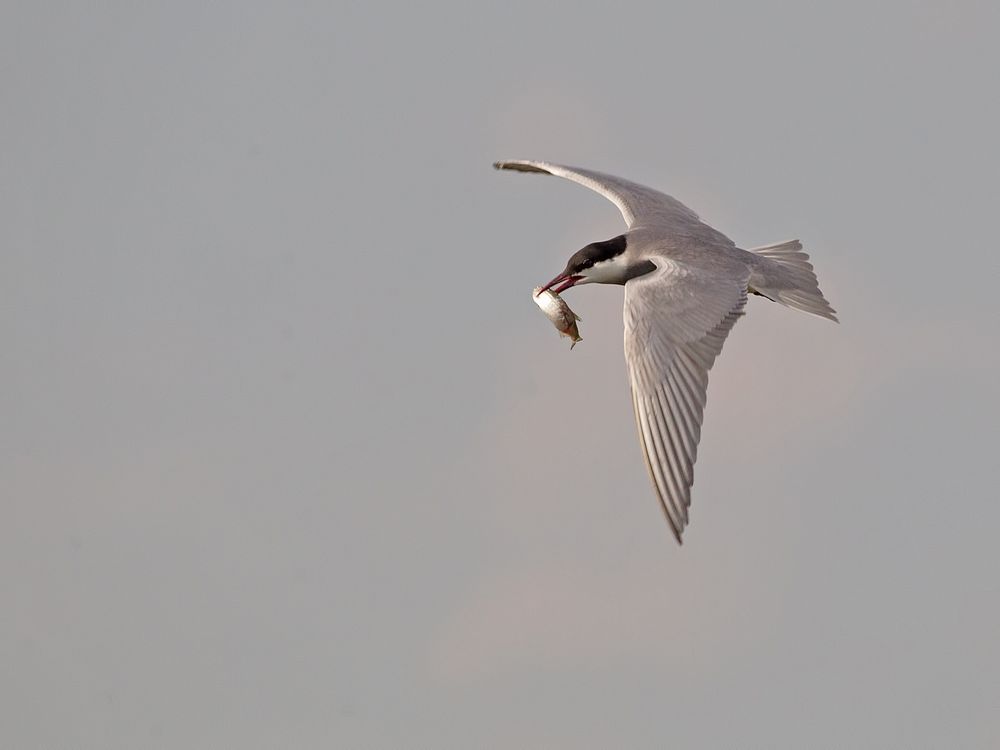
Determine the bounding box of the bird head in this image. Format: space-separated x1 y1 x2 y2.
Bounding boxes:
535 235 632 295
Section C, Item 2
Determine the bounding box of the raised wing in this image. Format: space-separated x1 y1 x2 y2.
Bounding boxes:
624 259 749 543
494 160 728 242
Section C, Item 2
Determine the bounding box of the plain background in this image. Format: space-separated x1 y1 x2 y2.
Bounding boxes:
3 2 998 748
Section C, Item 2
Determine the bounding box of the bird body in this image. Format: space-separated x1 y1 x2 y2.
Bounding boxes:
495 160 837 543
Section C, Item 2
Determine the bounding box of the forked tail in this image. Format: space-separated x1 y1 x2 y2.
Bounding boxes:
747 240 838 322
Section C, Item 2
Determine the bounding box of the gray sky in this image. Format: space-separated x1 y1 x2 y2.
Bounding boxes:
3 1 999 748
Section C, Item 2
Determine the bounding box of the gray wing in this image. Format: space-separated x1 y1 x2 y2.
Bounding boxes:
494 160 729 243
624 258 749 543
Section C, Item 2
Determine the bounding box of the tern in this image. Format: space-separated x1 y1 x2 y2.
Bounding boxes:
495 160 837 544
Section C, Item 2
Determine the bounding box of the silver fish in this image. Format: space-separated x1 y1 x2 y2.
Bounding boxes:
532 286 583 348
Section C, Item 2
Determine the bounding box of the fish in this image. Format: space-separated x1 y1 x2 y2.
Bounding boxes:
532 286 583 349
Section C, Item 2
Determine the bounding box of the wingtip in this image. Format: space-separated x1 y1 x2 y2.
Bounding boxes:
492 160 552 175
672 523 685 546
659 503 685 545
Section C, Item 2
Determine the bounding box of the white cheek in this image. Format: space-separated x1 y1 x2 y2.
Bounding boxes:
582 257 629 284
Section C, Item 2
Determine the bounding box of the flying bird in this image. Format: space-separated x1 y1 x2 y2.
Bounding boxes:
495 160 837 544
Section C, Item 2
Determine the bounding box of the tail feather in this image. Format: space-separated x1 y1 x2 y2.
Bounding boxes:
748 240 838 322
